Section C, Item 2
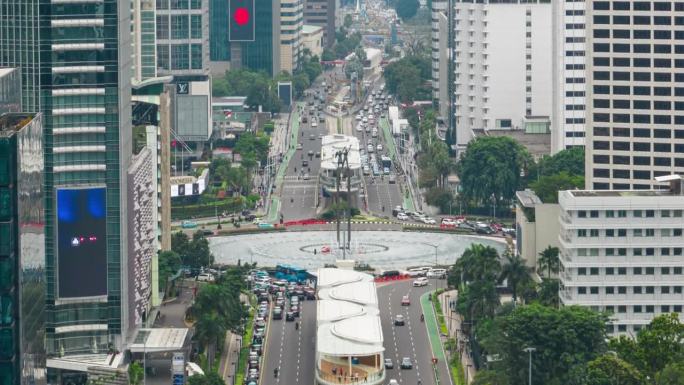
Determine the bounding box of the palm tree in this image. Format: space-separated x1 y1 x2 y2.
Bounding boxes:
499 253 532 305
537 246 560 278
193 312 227 371
449 243 502 288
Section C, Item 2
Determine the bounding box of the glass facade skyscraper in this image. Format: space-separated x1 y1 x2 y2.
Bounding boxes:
156 0 210 75
0 0 133 370
0 111 46 385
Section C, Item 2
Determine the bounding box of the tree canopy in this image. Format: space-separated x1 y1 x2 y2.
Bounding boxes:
383 55 431 102
187 372 226 385
171 231 214 268
395 0 419 20
456 136 532 206
529 172 584 203
211 69 281 113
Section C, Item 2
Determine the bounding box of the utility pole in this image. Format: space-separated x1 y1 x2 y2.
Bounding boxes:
335 148 352 258
523 347 536 385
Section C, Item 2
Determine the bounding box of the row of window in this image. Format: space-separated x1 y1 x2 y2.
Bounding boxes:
577 266 684 276
576 286 683 296
593 1 681 11
594 29 683 40
156 14 203 40
594 127 681 139
593 43 684 55
156 0 202 10
577 228 684 237
575 247 684 257
593 167 684 180
593 57 684 68
576 209 683 219
594 113 684 125
156 43 203 70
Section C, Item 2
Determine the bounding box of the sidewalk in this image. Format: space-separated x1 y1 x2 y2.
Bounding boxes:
420 292 453 385
438 290 476 384
218 332 240 385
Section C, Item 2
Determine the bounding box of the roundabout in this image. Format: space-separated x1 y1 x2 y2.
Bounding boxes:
209 230 507 270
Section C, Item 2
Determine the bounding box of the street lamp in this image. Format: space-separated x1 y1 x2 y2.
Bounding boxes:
523 347 536 385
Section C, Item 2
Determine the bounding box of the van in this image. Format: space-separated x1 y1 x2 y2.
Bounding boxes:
427 268 447 279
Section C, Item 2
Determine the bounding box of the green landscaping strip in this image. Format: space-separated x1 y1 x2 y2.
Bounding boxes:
235 295 256 385
420 291 446 362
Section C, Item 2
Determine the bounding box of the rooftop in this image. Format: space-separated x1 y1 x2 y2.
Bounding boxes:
566 175 683 198
317 315 384 356
0 113 36 137
516 189 543 207
302 24 323 35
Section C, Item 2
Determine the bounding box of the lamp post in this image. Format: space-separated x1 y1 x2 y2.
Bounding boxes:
523 347 536 385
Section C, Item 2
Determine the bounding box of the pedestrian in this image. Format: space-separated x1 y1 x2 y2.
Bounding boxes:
332 367 337 375
364 376 367 382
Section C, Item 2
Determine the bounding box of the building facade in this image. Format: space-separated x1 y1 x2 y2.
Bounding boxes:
0 0 134 371
558 178 684 335
301 25 324 58
132 0 158 81
303 0 337 47
453 0 552 153
156 0 210 76
551 0 587 153
0 111 46 385
280 0 304 74
585 0 684 190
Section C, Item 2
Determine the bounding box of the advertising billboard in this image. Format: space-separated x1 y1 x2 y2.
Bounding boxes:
229 0 255 42
278 82 292 107
57 187 107 298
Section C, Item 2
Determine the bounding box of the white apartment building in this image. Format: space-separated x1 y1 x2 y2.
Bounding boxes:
551 0 587 152
432 0 448 117
558 176 684 335
453 0 552 152
585 0 684 190
280 0 304 74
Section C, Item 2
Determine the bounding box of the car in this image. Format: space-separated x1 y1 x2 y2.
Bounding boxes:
475 225 494 235
315 151 321 158
401 295 410 306
400 357 412 369
296 143 303 150
356 114 362 121
309 134 315 140
503 227 516 237
371 130 378 138
302 160 309 167
367 144 374 153
421 217 437 225
290 305 299 317
273 308 282 320
389 174 396 184
377 144 383 151
311 121 318 128
383 167 390 175
362 117 368 123
384 359 394 369
181 220 197 229
285 311 295 321
394 314 405 326
319 115 325 123
458 222 475 230
389 380 399 385
397 212 409 221
413 277 429 287
302 116 308 123
248 359 260 370
427 268 447 279
363 166 371 175
356 124 364 132
441 218 457 227
254 317 266 328
196 273 215 282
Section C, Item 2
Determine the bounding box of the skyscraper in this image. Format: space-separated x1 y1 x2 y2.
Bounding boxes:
0 0 134 371
303 0 337 47
280 0 304 74
551 0 587 152
585 0 684 190
156 0 210 76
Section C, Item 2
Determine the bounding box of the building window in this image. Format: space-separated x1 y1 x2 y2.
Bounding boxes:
634 267 642 275
675 267 683 274
191 44 203 69
662 210 671 218
618 286 627 294
590 287 599 294
606 229 614 237
191 15 202 39
157 15 169 39
662 267 671 275
634 286 643 294
662 287 670 294
634 229 643 237
662 305 670 312
645 286 655 294
618 248 627 256
578 210 587 218
618 210 627 218
618 267 627 275
606 287 615 294
171 15 189 39
157 44 169 69
634 210 642 217
590 210 599 218
646 210 655 218
675 286 683 294
674 210 683 218
590 267 599 275
606 248 615 256
646 229 655 237
606 210 615 218
618 229 627 237
618 305 627 313
171 44 189 70
645 305 654 313
634 305 642 313
590 229 599 237
578 287 587 294
578 268 587 275
578 229 587 237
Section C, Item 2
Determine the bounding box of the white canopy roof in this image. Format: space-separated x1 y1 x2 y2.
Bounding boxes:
318 281 378 307
317 267 374 288
317 316 384 356
317 299 379 323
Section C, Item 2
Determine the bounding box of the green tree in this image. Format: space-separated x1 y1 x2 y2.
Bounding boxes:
395 0 419 19
457 280 500 325
656 362 684 385
478 304 608 385
448 243 502 289
211 77 231 97
456 136 532 206
537 246 560 278
498 253 532 305
186 371 227 385
171 231 191 259
344 14 353 28
158 250 182 291
534 146 585 178
345 57 364 80
537 278 560 308
187 231 214 268
472 370 508 385
587 355 644 385
321 48 335 62
354 46 367 63
529 172 584 203
193 312 226 370
128 361 144 385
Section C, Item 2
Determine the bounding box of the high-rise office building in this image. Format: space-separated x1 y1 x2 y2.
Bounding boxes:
132 0 158 81
0 69 46 385
452 0 553 153
209 0 232 76
156 0 210 76
303 0 337 47
551 0 587 152
0 0 134 373
432 0 456 148
280 0 304 74
240 0 281 75
585 0 684 190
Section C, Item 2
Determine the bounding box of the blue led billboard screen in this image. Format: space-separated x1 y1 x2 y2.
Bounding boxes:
57 188 107 298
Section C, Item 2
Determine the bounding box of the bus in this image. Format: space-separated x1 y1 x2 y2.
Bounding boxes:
380 156 392 169
275 264 309 283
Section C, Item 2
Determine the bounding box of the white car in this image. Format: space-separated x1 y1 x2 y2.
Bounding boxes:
427 268 447 279
356 114 362 121
196 273 215 282
421 217 437 225
377 144 383 151
397 212 409 221
367 144 374 153
389 380 399 385
412 277 429 287
356 125 363 132
362 117 368 123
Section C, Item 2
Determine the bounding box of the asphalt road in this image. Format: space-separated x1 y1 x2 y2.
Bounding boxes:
261 296 317 385
378 279 451 385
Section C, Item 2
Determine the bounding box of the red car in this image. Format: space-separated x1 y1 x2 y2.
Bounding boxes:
401 295 410 306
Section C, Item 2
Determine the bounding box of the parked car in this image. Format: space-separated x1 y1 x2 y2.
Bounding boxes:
273 308 282 320
196 273 215 282
427 268 447 279
397 212 409 221
421 217 437 225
